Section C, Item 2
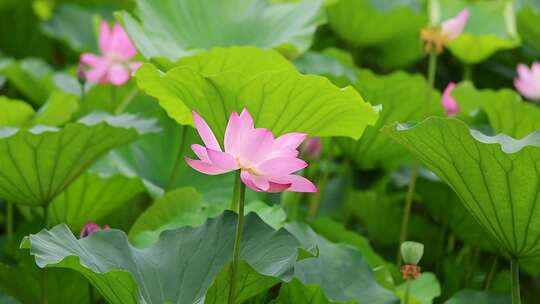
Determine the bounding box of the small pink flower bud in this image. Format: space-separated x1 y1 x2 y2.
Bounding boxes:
80 222 110 238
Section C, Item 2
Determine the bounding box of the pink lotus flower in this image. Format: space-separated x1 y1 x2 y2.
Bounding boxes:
441 82 460 116
514 62 540 101
302 137 322 160
441 9 470 40
80 222 110 238
185 109 317 193
79 21 141 86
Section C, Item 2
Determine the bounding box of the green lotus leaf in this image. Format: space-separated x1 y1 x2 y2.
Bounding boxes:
0 112 158 206
383 117 540 259
0 96 34 127
0 57 53 106
452 82 540 139
285 223 398 304
0 261 90 304
48 172 145 232
338 69 443 169
117 0 325 64
136 47 379 140
129 187 285 247
396 273 441 304
22 211 300 304
516 3 540 51
326 0 425 47
309 217 395 289
416 177 496 251
41 3 102 52
272 279 346 304
444 289 510 304
436 0 521 64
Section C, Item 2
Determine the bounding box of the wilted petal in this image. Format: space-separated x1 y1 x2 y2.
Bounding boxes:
192 112 221 151
441 8 470 40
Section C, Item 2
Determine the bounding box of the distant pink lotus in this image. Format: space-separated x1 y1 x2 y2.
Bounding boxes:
79 21 141 86
302 137 322 160
80 222 110 238
441 82 460 116
185 109 317 193
514 62 540 101
441 9 470 40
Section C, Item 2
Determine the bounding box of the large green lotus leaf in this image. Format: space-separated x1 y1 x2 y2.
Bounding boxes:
31 90 80 127
338 69 443 169
383 117 540 258
416 177 496 251
0 112 158 206
136 47 378 140
326 0 426 46
396 273 441 304
0 261 90 304
117 0 325 64
452 82 540 139
22 211 300 304
516 3 540 51
436 0 521 64
294 51 357 87
48 172 145 232
0 58 54 106
444 289 510 304
129 187 285 247
271 279 352 304
0 97 34 127
285 223 398 304
41 3 104 52
205 260 282 304
309 217 395 289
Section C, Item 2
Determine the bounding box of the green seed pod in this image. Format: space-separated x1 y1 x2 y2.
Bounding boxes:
401 241 424 265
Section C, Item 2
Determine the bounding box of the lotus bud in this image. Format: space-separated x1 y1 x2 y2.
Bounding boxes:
80 222 110 238
77 62 87 86
302 137 321 160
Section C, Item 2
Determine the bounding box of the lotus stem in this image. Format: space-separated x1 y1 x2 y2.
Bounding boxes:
41 205 49 304
397 164 418 265
463 65 472 81
308 137 333 217
403 279 412 304
114 87 139 114
110 85 116 113
484 255 498 290
397 50 438 265
228 171 246 304
6 201 13 254
511 258 521 304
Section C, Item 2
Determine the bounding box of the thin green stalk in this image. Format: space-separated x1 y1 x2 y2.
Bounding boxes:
511 258 521 304
403 279 412 304
80 83 85 104
114 87 139 114
230 170 242 211
228 172 246 304
6 202 13 254
110 86 116 113
41 205 48 304
397 51 437 265
465 247 480 286
484 256 498 290
89 284 94 303
166 127 187 191
463 65 472 82
397 165 418 265
308 138 333 217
